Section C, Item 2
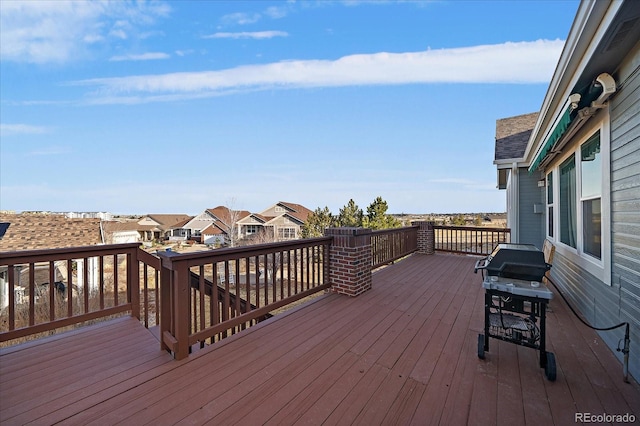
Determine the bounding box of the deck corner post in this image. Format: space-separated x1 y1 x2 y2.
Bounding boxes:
324 227 372 297
157 250 190 359
413 221 435 255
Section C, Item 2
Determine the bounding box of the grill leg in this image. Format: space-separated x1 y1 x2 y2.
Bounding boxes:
483 291 491 351
539 300 547 368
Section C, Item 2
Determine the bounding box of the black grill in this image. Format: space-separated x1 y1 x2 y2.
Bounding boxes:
476 243 551 282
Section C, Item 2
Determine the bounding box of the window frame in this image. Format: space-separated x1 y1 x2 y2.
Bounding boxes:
277 227 297 239
545 113 611 285
546 170 554 239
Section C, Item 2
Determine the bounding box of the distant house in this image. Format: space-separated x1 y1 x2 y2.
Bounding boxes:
237 213 269 239
181 207 250 244
167 217 194 241
137 214 192 242
102 220 142 244
201 222 228 246
237 202 313 241
0 213 103 310
64 212 113 220
495 0 640 380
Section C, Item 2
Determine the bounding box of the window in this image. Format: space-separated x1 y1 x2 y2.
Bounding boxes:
546 171 554 238
581 132 602 259
559 154 576 248
545 123 609 285
277 227 296 239
245 225 260 235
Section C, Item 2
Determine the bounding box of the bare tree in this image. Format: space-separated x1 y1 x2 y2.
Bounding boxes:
244 228 281 282
224 198 243 248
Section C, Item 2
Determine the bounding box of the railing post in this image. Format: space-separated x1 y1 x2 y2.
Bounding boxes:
324 227 372 296
128 247 140 320
158 252 172 353
413 221 435 255
157 250 190 360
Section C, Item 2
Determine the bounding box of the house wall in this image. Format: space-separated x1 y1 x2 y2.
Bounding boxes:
549 45 640 381
517 167 545 249
138 217 161 226
270 216 302 240
184 212 215 236
110 230 140 244
203 234 225 245
261 204 289 217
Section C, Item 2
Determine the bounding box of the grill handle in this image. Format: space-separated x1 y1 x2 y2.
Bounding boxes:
474 258 489 274
496 261 552 274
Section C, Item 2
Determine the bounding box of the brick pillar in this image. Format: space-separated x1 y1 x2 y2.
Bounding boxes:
325 227 372 297
413 221 435 255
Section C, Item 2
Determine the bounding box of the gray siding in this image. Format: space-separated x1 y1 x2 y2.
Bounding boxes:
517 168 545 249
610 49 640 381
549 252 639 381
550 53 640 381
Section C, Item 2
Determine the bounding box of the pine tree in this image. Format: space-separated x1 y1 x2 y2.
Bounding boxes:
337 199 363 227
362 196 401 230
301 206 335 238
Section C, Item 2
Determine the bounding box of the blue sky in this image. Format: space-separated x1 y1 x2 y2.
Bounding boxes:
0 0 579 216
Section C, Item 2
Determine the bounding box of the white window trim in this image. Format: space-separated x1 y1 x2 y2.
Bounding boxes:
546 110 611 285
546 170 553 239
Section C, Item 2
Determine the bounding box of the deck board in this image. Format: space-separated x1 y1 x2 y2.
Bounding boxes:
1 253 638 425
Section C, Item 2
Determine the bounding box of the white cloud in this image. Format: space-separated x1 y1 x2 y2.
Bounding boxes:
175 49 195 57
108 28 128 40
0 0 170 64
264 6 289 19
27 146 70 156
0 124 50 136
71 39 564 104
219 12 261 26
203 31 289 40
109 52 170 62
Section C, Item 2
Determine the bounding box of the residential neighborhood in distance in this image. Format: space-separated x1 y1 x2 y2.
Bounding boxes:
0 201 315 252
0 205 506 253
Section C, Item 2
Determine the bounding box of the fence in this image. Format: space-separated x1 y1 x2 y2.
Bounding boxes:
157 237 332 360
371 226 418 269
0 243 160 344
433 225 511 255
0 224 509 354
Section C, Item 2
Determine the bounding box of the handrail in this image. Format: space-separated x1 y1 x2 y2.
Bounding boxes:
0 244 160 344
157 237 332 359
371 226 418 269
433 225 510 256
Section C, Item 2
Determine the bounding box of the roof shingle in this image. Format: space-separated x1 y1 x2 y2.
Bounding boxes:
495 112 538 161
0 213 102 251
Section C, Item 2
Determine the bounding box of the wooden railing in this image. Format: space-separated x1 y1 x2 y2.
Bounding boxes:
434 225 510 256
371 226 418 269
0 243 161 343
157 237 332 360
0 224 509 353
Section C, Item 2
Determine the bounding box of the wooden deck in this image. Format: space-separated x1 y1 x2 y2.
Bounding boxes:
1 253 638 425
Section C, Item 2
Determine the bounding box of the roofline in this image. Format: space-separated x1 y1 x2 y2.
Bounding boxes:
494 158 525 167
524 0 621 162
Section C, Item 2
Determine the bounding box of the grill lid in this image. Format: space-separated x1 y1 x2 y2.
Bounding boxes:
478 243 551 282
